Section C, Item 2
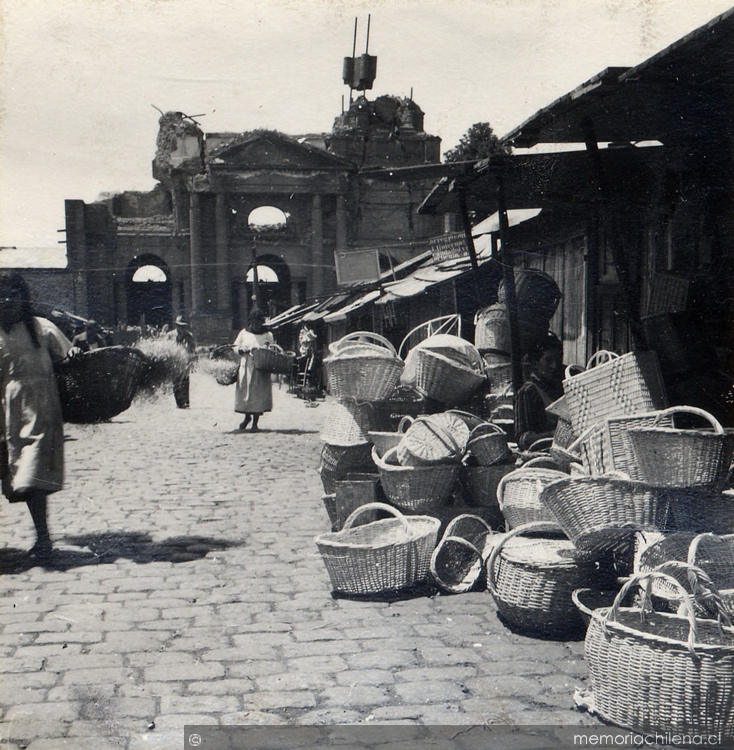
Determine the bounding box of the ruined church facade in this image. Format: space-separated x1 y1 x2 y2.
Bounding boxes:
64 97 442 342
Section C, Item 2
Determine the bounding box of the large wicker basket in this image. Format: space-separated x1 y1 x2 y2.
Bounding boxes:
319 443 375 495
562 350 667 433
496 467 567 529
315 502 441 595
251 345 295 375
208 345 239 385
663 487 734 535
466 422 511 466
580 571 734 740
487 521 597 636
539 476 672 553
320 400 375 446
372 446 459 512
413 348 486 406
627 406 734 489
54 346 149 423
324 332 404 402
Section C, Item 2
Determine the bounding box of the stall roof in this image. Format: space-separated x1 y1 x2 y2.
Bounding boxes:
267 302 319 329
323 289 381 323
503 7 734 147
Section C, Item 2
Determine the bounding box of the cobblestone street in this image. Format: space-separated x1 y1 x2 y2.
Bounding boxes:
0 373 598 749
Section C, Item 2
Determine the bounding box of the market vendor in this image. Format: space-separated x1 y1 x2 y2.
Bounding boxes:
514 334 564 451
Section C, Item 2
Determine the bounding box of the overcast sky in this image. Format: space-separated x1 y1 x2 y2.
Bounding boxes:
1 0 731 267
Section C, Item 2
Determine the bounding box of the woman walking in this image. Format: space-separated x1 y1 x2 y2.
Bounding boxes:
234 308 274 432
0 272 77 560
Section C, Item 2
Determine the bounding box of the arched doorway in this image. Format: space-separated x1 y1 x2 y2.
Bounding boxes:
126 255 172 327
245 254 292 318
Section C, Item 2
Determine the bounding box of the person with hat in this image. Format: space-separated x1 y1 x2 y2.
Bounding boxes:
234 308 274 431
171 315 196 409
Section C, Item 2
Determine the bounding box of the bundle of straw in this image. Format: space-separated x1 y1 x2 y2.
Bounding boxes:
134 334 193 399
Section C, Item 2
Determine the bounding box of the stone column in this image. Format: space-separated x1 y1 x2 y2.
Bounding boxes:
189 191 204 314
311 194 324 297
215 193 231 314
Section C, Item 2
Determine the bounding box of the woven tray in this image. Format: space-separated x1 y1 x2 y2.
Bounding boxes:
315 502 441 595
581 571 734 739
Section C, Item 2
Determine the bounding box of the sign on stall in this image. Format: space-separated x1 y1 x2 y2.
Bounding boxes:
334 248 381 286
429 231 469 263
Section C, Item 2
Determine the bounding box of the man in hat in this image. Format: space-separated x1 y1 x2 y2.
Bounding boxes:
172 315 196 408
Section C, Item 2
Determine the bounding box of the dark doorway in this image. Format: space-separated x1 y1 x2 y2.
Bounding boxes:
126 255 172 327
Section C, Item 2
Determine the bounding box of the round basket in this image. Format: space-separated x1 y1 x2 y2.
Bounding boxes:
487 521 596 636
430 514 494 594
315 502 441 595
539 476 672 553
627 406 734 489
395 412 470 467
324 332 404 402
663 488 734 535
466 422 511 466
320 400 374 446
581 571 734 740
496 467 567 529
413 348 486 406
372 446 459 513
54 346 149 423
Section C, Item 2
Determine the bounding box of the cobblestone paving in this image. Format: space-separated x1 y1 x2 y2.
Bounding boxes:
0 373 599 748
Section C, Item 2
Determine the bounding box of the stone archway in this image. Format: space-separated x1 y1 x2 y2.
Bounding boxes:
126 254 172 328
245 254 292 320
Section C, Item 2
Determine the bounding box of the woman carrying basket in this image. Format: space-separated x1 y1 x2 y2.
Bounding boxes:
234 308 274 432
0 272 79 561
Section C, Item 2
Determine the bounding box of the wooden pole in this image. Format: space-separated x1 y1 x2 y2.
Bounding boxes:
456 187 482 304
496 171 524 394
250 241 260 310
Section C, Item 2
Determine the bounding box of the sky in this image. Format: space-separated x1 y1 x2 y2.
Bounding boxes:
1 0 732 268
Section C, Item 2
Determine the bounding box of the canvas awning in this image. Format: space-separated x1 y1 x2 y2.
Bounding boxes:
323 289 382 322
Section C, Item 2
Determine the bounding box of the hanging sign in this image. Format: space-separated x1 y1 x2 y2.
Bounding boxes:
429 231 469 263
334 248 381 286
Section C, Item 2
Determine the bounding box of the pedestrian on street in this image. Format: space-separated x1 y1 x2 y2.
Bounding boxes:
234 307 274 432
0 272 79 560
171 315 196 409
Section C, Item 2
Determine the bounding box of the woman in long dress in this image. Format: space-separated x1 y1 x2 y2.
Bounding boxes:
0 272 76 560
234 308 274 432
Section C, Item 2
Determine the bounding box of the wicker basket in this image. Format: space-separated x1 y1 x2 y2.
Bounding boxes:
251 345 295 375
320 400 374 446
319 443 375 494
562 350 668 433
372 446 459 513
54 346 149 423
429 514 494 593
496 467 567 529
322 494 338 530
581 571 734 740
395 413 469 467
324 332 404 402
467 422 511 466
663 487 734 535
487 521 597 635
627 406 734 489
539 476 672 553
636 533 734 601
315 502 441 595
413 348 486 406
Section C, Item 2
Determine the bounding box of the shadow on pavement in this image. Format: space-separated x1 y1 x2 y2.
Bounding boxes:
0 531 241 574
227 428 319 435
331 581 440 603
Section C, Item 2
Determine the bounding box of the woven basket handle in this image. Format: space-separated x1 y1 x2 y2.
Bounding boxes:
563 363 586 380
486 520 563 595
586 350 620 369
341 501 409 532
653 560 734 629
330 332 396 357
687 532 718 567
605 572 700 655
397 416 414 434
469 422 506 440
527 437 553 453
651 406 724 434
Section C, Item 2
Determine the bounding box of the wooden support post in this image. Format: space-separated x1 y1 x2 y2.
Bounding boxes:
457 187 482 304
496 172 524 394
